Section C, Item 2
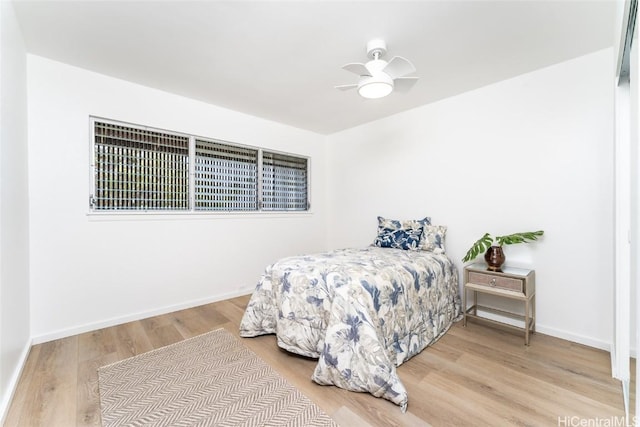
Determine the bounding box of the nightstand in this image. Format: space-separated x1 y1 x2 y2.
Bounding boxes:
463 263 536 345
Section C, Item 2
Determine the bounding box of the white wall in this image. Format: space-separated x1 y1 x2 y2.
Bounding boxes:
0 0 31 419
22 40 617 349
27 55 327 342
326 49 614 349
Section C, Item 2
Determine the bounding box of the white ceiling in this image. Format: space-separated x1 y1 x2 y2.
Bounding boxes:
13 0 615 135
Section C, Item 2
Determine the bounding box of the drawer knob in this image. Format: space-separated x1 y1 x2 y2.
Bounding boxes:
490 278 496 287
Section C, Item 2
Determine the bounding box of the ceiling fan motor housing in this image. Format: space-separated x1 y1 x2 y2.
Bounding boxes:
365 58 387 75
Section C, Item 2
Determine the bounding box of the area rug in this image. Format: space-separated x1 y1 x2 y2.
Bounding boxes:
98 328 338 427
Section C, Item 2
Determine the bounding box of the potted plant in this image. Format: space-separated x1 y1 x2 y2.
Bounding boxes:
462 230 544 271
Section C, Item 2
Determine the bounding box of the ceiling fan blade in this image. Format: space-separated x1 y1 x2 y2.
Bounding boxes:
383 56 416 79
335 84 358 91
342 62 371 76
393 77 419 92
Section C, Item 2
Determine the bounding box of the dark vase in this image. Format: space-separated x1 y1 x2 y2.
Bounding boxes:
484 246 505 272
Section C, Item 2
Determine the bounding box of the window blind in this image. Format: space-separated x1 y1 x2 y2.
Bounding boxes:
93 122 189 210
194 139 258 211
262 151 308 211
91 118 309 213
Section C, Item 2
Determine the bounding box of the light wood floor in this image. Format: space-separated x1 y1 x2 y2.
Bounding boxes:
4 294 633 427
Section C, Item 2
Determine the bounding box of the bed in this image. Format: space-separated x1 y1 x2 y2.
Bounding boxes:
239 218 461 410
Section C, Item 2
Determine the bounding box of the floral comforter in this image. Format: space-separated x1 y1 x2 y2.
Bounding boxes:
239 247 461 410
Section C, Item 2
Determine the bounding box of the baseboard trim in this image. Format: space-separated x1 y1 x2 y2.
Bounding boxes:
535 324 611 352
467 310 619 354
0 339 32 425
28 291 632 356
31 287 254 345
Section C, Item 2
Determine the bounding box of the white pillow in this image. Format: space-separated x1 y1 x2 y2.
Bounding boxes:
419 224 447 254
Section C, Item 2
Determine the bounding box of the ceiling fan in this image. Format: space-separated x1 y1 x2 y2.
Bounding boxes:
335 39 419 99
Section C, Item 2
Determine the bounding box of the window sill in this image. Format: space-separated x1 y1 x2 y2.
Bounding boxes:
86 210 314 221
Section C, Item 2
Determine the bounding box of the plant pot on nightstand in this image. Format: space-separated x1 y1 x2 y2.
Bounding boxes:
484 246 505 272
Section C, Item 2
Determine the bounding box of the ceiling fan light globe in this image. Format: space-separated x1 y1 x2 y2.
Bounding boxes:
357 73 394 99
358 81 393 99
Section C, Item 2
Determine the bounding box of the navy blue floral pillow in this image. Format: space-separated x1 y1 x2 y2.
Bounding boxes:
373 216 431 250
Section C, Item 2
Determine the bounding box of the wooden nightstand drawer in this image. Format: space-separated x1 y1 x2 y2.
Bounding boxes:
468 271 524 293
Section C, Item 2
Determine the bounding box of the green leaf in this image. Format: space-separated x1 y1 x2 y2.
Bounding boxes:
495 230 544 246
462 232 494 262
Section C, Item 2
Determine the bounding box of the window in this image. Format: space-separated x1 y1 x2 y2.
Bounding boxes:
262 151 308 211
194 140 258 211
90 118 309 213
92 121 190 210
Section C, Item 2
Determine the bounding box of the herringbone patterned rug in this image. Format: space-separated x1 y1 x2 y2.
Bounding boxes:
98 328 338 427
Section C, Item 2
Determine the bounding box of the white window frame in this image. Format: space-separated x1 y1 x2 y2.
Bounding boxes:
89 116 311 215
